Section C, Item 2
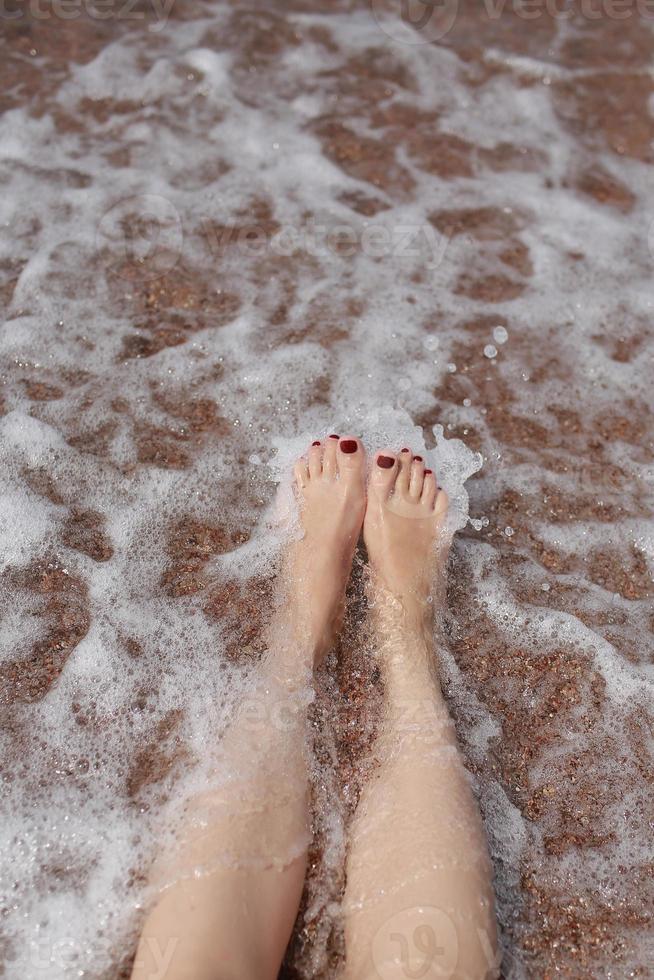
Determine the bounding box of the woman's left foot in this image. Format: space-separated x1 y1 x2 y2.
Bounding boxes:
363 448 449 625
285 435 366 662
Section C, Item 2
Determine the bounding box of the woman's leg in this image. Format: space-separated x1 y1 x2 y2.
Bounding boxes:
342 449 499 980
131 435 367 980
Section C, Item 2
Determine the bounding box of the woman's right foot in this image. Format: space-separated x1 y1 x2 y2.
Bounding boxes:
285 435 367 663
363 448 449 624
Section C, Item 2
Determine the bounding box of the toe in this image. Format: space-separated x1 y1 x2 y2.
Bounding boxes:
308 441 322 479
370 449 398 497
434 486 449 517
422 468 437 508
397 447 412 494
337 436 365 481
409 456 425 499
294 460 308 489
323 433 339 478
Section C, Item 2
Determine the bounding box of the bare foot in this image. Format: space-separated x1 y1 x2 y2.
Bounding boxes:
286 434 366 662
363 448 449 625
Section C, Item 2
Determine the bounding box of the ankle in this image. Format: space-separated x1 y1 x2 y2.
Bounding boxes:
270 617 330 673
380 631 433 683
368 580 433 636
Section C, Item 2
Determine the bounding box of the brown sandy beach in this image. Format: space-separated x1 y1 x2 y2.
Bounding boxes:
1 2 653 977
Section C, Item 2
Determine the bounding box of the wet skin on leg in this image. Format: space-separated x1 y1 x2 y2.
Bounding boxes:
131 437 367 980
342 449 500 980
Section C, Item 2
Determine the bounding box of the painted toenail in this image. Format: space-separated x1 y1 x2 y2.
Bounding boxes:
401 447 410 453
377 455 395 468
425 468 432 474
329 434 339 439
312 440 321 446
414 455 423 462
340 440 357 453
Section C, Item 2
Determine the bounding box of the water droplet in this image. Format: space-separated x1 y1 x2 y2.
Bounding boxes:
493 325 508 344
504 526 514 537
484 345 497 359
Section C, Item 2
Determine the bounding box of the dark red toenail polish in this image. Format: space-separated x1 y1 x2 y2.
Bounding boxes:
329 433 339 439
340 439 357 453
425 468 433 475
377 455 395 468
414 455 423 462
401 447 410 453
312 440 321 446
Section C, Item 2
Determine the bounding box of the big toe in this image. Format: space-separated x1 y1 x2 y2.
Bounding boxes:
337 436 366 483
370 449 398 498
434 486 449 519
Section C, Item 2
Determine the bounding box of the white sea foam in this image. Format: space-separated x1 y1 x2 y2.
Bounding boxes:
0 3 653 978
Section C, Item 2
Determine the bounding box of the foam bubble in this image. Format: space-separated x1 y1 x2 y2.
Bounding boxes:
1 6 652 979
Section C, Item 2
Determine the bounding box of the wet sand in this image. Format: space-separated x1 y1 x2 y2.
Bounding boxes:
1 2 653 978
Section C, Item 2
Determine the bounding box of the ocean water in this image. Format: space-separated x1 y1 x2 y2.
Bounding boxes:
0 2 653 977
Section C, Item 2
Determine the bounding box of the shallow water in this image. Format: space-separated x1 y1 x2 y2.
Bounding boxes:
1 2 653 977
